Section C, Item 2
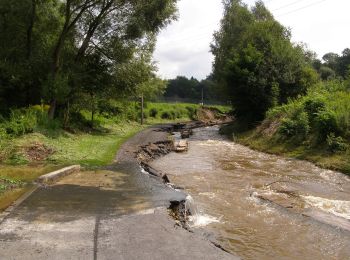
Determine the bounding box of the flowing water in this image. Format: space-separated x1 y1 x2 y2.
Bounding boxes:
151 126 350 260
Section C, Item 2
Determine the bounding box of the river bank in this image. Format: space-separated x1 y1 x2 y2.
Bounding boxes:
220 123 350 176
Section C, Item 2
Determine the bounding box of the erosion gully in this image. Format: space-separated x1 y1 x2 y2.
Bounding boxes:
150 125 350 260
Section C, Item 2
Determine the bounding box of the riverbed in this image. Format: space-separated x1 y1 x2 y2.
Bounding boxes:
151 126 350 260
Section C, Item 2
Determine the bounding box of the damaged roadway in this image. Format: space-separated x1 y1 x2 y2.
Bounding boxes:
0 124 238 260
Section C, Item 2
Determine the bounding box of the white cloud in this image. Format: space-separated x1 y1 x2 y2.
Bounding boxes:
153 0 223 80
264 0 350 57
154 0 350 80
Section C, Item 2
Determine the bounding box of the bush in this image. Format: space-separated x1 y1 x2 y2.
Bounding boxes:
326 133 348 153
303 97 325 120
149 108 158 118
185 106 197 120
37 114 62 131
138 111 148 120
98 101 122 118
31 104 50 113
161 111 172 120
279 112 310 139
4 109 38 136
315 110 339 139
69 111 94 129
0 127 7 139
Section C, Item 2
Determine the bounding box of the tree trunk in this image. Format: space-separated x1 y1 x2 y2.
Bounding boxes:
48 99 56 120
63 100 70 128
48 6 70 119
91 93 95 127
26 0 36 60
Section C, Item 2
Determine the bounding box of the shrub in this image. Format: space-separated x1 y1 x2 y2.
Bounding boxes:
4 109 38 136
185 106 197 120
279 112 310 139
138 111 148 120
68 111 93 129
170 110 177 119
98 101 122 118
37 114 61 131
326 133 348 153
315 110 339 140
31 104 50 113
161 111 172 119
303 97 325 121
149 108 158 118
0 127 7 139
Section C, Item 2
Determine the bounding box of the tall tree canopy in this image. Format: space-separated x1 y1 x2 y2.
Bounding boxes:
211 0 318 123
0 0 178 118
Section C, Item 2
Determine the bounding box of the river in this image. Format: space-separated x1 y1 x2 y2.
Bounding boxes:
150 126 350 260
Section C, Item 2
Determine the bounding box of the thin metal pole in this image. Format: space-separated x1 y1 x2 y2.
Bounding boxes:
201 87 204 106
141 93 144 125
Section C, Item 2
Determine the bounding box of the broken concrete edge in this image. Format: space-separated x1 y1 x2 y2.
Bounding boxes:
0 185 39 225
135 123 236 255
36 165 81 184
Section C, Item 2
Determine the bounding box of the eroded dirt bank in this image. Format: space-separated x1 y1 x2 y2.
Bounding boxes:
0 123 237 260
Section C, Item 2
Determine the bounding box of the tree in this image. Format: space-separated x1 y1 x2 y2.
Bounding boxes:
46 0 178 119
337 48 350 78
164 76 200 100
322 52 339 71
0 0 62 113
211 0 317 123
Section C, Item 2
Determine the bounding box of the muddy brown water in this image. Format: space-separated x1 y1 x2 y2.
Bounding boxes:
151 126 350 260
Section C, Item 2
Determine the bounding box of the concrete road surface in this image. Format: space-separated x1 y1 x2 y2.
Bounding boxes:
0 126 238 260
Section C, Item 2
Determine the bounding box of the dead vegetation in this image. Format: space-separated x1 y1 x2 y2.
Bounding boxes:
22 142 55 161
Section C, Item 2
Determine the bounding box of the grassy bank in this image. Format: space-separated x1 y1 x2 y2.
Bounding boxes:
220 81 350 175
0 121 146 211
221 125 350 175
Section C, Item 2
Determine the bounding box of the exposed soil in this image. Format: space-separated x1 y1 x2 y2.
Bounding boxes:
23 142 55 161
197 106 233 125
137 141 174 163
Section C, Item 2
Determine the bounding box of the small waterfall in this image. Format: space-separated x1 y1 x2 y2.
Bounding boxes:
185 195 199 218
185 195 220 227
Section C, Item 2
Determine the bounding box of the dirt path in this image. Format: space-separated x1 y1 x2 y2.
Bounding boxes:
0 124 237 260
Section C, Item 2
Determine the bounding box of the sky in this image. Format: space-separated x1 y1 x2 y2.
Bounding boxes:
153 0 350 80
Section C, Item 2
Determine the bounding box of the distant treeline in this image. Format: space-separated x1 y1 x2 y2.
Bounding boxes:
313 50 350 80
163 76 225 104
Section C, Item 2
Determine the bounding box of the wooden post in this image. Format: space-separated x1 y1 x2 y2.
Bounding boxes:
141 93 144 125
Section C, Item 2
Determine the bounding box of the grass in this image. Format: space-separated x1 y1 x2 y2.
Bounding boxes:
46 122 145 166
